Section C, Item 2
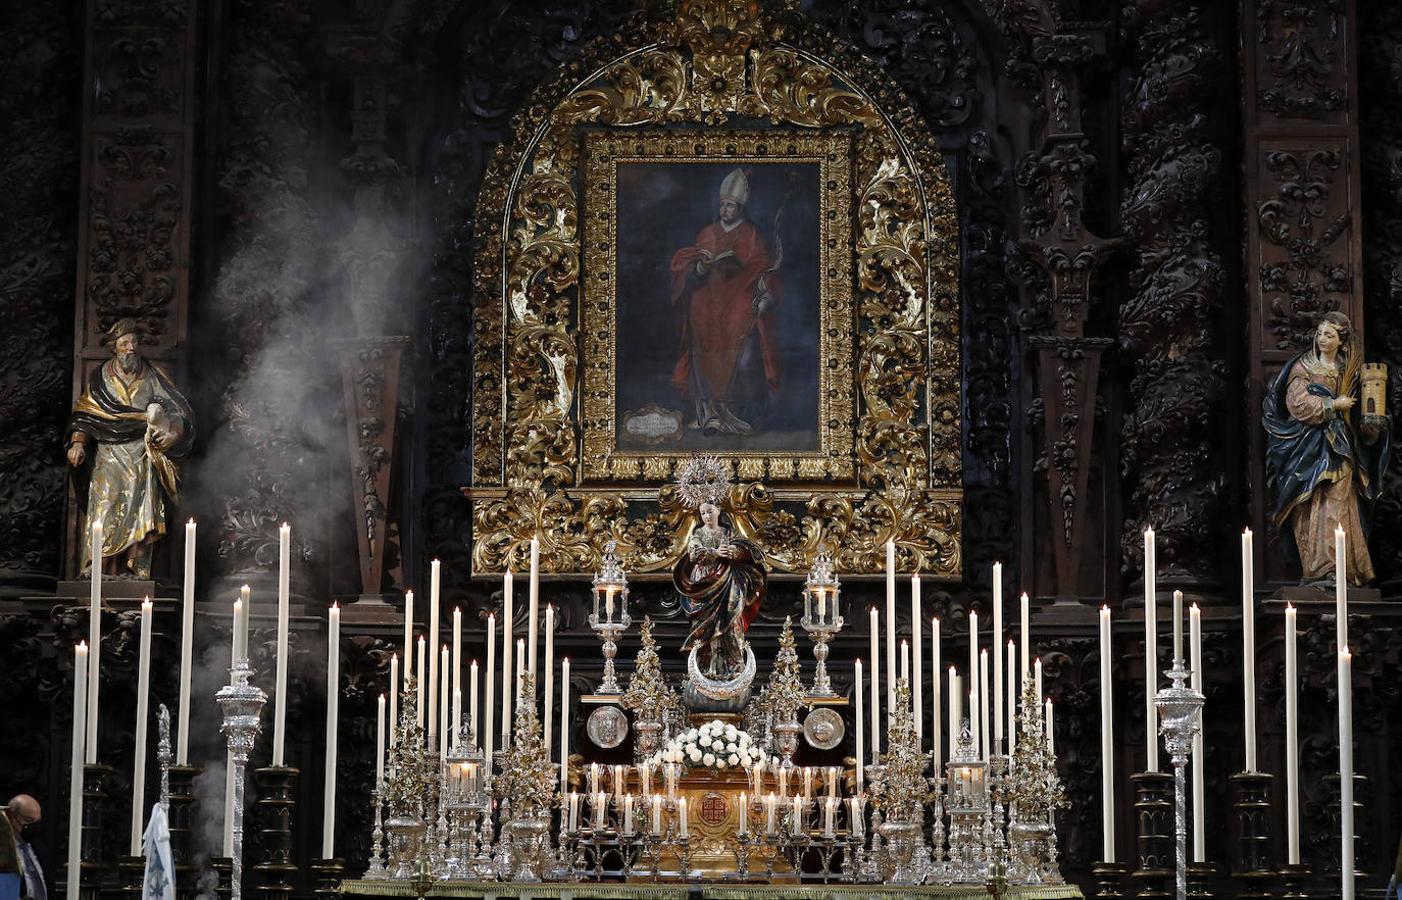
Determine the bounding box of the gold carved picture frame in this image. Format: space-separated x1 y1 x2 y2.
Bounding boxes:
580 130 856 484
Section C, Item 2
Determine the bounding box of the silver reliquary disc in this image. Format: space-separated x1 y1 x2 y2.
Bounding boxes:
586 705 629 749
802 707 844 750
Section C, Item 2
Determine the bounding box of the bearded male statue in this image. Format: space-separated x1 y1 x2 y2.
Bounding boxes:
66 319 195 578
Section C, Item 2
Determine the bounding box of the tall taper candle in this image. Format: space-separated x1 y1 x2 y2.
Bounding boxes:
968 609 979 703
429 559 441 745
1035 656 1043 707
1099 606 1114 863
1335 526 1347 652
402 589 414 682
515 637 525 706
375 693 385 790
416 636 426 729
503 571 514 745
869 608 881 758
128 598 153 854
87 520 102 763
932 617 942 769
452 607 462 746
560 657 570 795
1172 589 1183 663
322 603 340 858
273 523 291 766
178 518 195 764
544 605 555 755
1019 591 1030 679
1339 648 1354 900
1007 640 1016 761
993 562 1003 746
439 645 450 756
67 642 88 900
528 537 540 675
1045 698 1054 756
389 653 398 747
912 575 923 744
1285 604 1300 864
470 660 479 746
948 667 958 749
237 584 250 663
485 614 495 785
901 639 909 680
1242 528 1258 771
970 685 979 756
1144 527 1159 772
1190 602 1204 862
854 659 864 791
979 648 990 763
885 540 896 712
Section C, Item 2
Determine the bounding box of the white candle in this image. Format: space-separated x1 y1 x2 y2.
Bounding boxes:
416 636 426 730
429 560 441 746
87 521 102 765
178 519 195 765
901 639 909 680
67 642 88 900
1190 602 1204 862
528 537 540 675
1339 649 1354 900
402 589 414 682
791 795 802 833
544 605 555 755
322 603 340 858
886 540 897 711
739 792 749 836
237 584 250 664
824 796 837 836
1019 591 1030 679
1285 604 1300 864
848 797 864 838
1099 606 1114 863
912 575 923 744
452 607 462 746
652 794 662 834
1007 640 1017 762
470 659 479 746
1335 526 1348 653
932 617 942 768
503 571 514 745
128 598 153 855
1242 528 1258 772
1172 589 1183 663
765 794 777 834
948 667 958 749
230 597 243 671
678 796 689 837
1144 527 1159 773
271 524 291 767
1034 656 1043 707
969 685 979 757
979 648 990 764
389 654 399 747
623 793 633 834
1045 698 1054 756
992 562 1003 746
968 609 979 703
869 608 881 758
515 637 526 706
560 657 570 796
440 645 450 756
375 693 386 790
485 614 495 783
854 658 864 790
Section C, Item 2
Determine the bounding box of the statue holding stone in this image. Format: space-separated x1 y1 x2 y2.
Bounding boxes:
1264 311 1390 587
66 319 195 578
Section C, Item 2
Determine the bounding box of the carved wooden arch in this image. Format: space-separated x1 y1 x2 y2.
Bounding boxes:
466 0 962 579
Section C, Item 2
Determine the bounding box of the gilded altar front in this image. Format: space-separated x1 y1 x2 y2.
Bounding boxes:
468 0 962 579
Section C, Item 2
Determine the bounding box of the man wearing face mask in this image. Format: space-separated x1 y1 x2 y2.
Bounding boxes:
66 318 195 579
0 795 44 900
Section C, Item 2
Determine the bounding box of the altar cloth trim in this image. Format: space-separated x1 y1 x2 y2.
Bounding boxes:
341 879 1083 900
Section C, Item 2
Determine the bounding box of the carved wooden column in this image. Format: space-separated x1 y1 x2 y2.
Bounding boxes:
1241 0 1367 585
67 0 199 576
982 2 1121 598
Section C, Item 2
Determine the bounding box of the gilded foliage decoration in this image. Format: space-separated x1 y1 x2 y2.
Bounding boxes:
470 0 961 578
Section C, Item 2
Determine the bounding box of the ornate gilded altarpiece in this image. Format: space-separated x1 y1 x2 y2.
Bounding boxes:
468 0 961 579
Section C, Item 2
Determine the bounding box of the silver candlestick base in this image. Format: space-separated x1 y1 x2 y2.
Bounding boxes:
1155 656 1205 900
216 658 267 900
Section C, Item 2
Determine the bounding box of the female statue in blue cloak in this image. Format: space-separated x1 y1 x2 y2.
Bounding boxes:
1264 312 1390 586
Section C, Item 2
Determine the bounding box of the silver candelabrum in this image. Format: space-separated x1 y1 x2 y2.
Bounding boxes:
589 541 631 694
800 545 843 696
216 656 267 900
1155 656 1205 900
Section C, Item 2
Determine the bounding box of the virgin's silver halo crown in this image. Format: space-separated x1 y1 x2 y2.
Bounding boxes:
676 455 732 509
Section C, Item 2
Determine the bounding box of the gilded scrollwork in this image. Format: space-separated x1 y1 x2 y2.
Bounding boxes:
469 0 961 577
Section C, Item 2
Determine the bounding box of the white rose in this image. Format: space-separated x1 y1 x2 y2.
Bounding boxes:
726 742 737 753
728 754 740 766
703 753 716 766
688 747 702 762
724 724 738 739
667 749 682 763
712 739 725 751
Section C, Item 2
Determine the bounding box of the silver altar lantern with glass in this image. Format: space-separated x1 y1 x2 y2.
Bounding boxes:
800 544 843 697
944 722 988 881
590 541 631 695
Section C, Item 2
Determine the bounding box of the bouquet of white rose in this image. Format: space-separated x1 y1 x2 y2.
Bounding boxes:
649 719 767 772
